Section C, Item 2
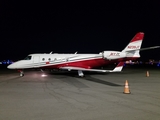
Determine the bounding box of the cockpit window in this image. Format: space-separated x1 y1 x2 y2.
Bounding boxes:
24 56 32 60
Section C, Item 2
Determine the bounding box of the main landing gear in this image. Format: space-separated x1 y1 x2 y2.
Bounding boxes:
78 70 84 77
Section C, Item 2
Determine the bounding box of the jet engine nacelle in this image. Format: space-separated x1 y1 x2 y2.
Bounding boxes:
102 51 126 60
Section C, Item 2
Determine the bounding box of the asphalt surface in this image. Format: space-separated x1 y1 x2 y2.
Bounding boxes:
0 66 160 120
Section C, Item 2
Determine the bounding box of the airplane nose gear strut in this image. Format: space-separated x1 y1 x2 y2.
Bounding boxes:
18 70 24 77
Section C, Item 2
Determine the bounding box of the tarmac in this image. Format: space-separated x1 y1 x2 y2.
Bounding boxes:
0 65 160 120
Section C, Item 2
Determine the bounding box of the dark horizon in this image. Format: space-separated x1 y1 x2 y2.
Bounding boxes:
1 1 160 60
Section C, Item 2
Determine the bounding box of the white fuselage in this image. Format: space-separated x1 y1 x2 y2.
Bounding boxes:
7 52 139 70
8 53 102 69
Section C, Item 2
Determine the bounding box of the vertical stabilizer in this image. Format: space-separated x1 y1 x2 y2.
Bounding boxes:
122 32 144 58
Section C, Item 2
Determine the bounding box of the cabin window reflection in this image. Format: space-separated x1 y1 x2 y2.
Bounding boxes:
24 56 32 60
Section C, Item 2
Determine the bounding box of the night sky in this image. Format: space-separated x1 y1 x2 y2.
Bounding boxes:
1 1 160 61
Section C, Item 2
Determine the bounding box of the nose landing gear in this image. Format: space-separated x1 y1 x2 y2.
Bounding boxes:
18 70 24 77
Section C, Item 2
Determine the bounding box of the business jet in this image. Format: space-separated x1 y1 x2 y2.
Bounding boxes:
7 32 159 77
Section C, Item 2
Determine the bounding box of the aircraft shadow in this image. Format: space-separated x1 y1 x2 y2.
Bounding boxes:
82 75 123 87
48 71 122 87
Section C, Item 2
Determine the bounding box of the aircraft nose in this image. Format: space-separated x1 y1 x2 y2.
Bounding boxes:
7 63 16 69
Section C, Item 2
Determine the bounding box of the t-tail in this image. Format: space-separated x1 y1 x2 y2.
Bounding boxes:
121 32 144 59
99 32 159 60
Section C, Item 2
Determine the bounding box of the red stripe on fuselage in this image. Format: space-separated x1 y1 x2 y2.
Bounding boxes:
41 57 139 69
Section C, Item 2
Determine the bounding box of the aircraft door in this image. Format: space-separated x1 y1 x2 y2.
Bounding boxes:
33 56 40 68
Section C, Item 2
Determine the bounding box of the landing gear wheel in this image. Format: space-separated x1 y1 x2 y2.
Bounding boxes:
20 72 24 77
18 70 24 77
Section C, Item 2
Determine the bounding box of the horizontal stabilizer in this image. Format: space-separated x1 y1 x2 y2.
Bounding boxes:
138 46 160 51
125 46 160 52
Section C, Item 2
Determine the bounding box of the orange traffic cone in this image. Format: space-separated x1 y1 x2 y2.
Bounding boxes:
146 71 149 77
123 80 131 94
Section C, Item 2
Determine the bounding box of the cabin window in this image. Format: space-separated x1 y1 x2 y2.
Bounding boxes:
48 58 51 61
66 58 69 61
42 58 45 61
24 56 32 60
